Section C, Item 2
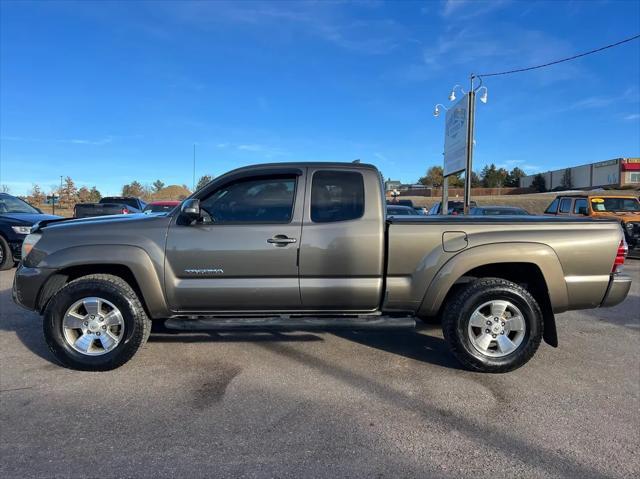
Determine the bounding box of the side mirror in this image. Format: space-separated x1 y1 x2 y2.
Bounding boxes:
180 199 200 221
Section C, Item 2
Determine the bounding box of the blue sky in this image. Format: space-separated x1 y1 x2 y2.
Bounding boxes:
1 0 639 196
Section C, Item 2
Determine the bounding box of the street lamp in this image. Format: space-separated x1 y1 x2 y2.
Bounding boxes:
433 104 448 117
448 84 466 102
433 76 489 215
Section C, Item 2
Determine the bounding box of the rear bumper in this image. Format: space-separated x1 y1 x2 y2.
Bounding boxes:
600 274 632 308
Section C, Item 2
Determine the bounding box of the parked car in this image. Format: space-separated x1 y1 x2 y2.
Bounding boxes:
143 201 181 215
544 194 640 254
74 197 146 218
387 199 414 208
13 162 631 372
427 200 478 215
0 193 60 270
386 205 420 217
470 206 530 216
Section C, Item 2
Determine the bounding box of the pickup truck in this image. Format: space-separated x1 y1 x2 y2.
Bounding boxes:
13 162 632 372
73 197 146 218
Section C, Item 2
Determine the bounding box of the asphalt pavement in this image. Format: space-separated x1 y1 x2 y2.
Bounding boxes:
1 263 638 478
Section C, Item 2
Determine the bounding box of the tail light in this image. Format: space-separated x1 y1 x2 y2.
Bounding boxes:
612 239 628 273
121 208 129 214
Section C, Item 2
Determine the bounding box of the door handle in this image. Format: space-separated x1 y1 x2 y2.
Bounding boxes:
267 235 297 246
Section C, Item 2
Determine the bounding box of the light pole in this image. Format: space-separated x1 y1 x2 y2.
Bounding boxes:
434 75 488 215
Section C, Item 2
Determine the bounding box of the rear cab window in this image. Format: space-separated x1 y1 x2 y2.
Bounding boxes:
311 171 364 223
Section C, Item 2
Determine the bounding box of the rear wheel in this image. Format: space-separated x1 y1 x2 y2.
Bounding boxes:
442 278 543 373
43 274 151 370
0 236 14 270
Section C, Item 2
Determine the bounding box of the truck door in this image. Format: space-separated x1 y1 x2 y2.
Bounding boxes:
298 167 385 311
164 169 304 312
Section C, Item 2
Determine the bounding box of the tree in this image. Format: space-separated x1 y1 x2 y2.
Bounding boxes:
480 164 508 188
60 176 78 208
152 180 165 192
560 168 573 190
470 171 482 187
531 173 547 192
196 175 213 191
89 186 101 202
418 166 443 187
505 167 526 187
77 186 92 203
27 184 46 205
122 181 145 197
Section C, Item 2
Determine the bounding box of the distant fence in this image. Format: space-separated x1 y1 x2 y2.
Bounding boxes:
393 187 535 197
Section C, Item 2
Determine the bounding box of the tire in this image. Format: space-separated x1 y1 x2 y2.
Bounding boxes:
0 236 14 271
43 274 151 371
442 277 543 373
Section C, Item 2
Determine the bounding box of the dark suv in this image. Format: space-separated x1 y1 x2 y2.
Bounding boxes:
0 193 60 270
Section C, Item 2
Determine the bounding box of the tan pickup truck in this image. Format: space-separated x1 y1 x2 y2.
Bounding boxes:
13 162 631 372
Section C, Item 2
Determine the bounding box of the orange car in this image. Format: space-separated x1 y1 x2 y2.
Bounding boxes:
544 194 640 254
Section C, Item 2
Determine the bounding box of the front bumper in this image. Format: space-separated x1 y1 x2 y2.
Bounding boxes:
8 238 24 261
600 274 632 308
12 264 56 312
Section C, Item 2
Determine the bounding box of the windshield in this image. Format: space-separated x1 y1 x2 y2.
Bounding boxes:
591 197 640 212
0 194 39 214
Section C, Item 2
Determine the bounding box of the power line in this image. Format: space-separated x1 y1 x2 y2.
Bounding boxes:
475 33 640 78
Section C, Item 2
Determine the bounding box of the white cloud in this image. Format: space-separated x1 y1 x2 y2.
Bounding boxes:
624 113 640 120
440 0 510 20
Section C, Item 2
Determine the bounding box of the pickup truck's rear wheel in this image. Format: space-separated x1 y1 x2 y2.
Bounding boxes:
43 274 151 370
442 278 543 373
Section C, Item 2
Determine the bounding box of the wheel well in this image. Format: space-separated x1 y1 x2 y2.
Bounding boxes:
443 262 558 347
37 264 147 315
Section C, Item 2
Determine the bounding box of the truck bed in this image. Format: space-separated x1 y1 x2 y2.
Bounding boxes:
384 215 624 315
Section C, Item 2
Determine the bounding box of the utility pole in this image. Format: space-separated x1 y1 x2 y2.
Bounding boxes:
463 74 476 215
60 175 63 212
192 144 196 191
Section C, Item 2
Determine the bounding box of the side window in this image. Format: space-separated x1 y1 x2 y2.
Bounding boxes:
311 171 364 223
573 199 588 215
544 199 559 214
559 198 572 214
200 176 296 224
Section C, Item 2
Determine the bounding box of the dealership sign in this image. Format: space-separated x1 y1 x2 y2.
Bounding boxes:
443 93 469 176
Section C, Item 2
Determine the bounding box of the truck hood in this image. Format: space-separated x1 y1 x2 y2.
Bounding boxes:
0 212 61 225
42 213 169 232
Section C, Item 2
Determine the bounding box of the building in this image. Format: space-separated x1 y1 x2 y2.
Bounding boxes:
384 179 401 192
520 158 640 190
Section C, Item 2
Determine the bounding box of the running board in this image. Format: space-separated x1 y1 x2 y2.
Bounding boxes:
163 316 416 332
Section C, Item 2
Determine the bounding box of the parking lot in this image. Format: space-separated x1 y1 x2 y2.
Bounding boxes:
0 263 638 478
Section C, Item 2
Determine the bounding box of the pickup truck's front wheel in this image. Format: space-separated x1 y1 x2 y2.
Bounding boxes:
43 274 151 371
442 278 543 373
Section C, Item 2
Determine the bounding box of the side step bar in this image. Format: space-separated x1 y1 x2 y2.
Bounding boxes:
164 316 416 332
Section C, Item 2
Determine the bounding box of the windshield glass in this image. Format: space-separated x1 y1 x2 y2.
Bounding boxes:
591 197 640 212
0 195 39 214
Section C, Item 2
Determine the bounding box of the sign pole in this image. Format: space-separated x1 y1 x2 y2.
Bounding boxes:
442 177 448 215
464 75 476 215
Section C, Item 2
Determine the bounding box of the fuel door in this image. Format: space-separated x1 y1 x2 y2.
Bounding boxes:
442 231 468 253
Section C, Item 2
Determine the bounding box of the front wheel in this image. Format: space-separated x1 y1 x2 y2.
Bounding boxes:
43 274 151 371
0 236 14 270
442 278 543 373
